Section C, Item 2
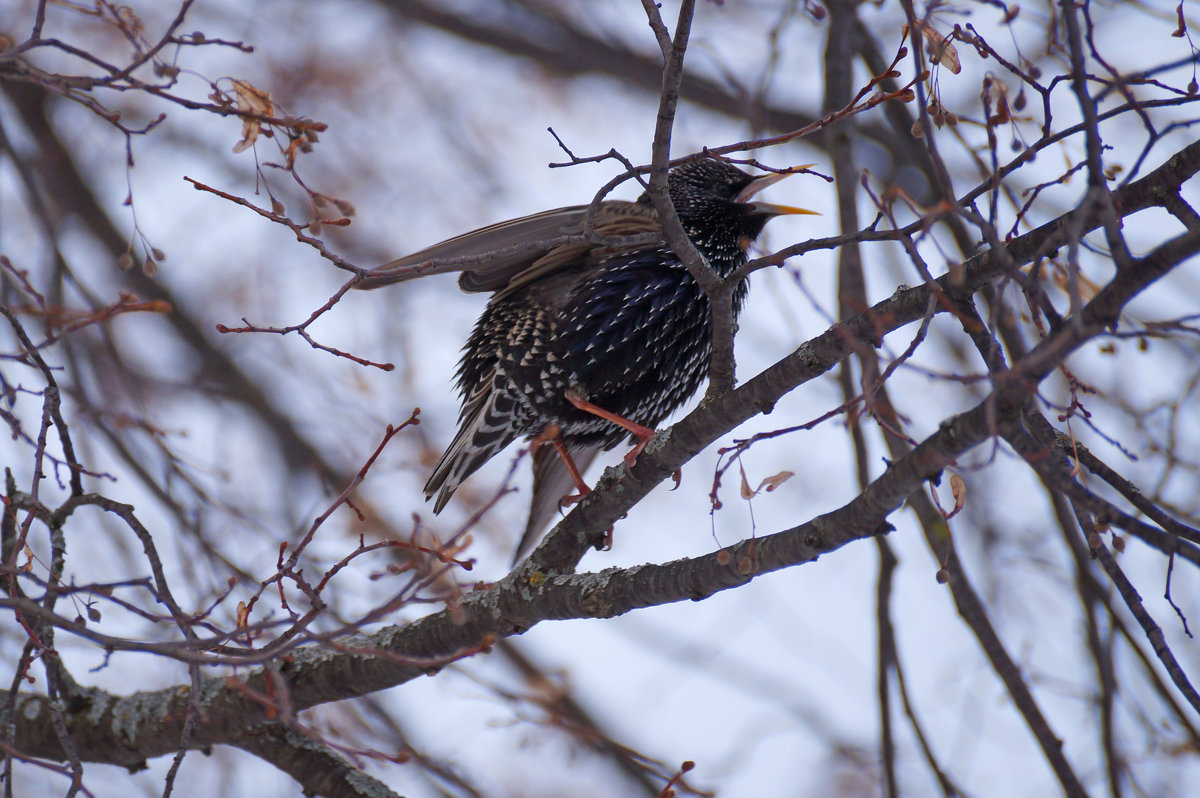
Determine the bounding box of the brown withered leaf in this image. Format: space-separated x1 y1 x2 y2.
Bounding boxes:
984 76 1012 126
740 469 795 500
948 473 966 519
907 23 962 74
231 79 274 154
236 600 250 629
758 470 795 493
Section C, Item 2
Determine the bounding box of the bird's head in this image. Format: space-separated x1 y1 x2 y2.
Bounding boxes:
641 157 818 245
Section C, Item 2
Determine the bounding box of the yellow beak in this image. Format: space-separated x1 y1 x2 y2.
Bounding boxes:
738 165 821 217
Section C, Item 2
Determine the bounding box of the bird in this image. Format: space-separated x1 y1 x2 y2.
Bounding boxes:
356 157 815 560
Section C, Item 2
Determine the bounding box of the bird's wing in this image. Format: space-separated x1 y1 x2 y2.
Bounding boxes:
490 209 662 301
513 442 602 564
354 206 593 291
355 201 659 292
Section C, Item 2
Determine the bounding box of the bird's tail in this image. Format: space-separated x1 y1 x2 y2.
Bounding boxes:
425 386 521 514
513 442 602 564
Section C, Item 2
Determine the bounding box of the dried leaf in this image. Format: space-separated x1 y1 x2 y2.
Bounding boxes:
948 473 966 519
739 467 754 500
739 469 796 501
922 24 962 74
984 76 1012 126
116 5 144 34
231 79 274 154
757 470 795 493
1173 2 1186 37
236 600 250 629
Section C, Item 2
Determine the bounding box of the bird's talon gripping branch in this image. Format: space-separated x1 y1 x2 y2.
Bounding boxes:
558 485 591 509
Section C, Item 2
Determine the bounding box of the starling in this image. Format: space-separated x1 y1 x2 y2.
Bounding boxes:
357 157 814 559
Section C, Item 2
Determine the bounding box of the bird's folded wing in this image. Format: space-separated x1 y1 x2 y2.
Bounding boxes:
354 202 659 292
490 209 662 300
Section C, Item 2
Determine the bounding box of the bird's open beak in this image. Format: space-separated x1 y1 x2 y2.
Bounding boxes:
738 165 821 217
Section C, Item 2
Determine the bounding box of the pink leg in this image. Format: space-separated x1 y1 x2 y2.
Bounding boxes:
564 391 681 488
531 423 592 506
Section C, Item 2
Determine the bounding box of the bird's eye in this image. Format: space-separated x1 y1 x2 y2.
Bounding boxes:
712 181 736 199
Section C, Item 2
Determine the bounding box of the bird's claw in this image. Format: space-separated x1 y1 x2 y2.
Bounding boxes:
559 487 590 509
621 441 680 491
622 444 645 470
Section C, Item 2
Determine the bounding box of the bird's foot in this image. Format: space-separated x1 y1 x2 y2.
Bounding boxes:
558 483 592 509
621 437 650 469
623 439 681 491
